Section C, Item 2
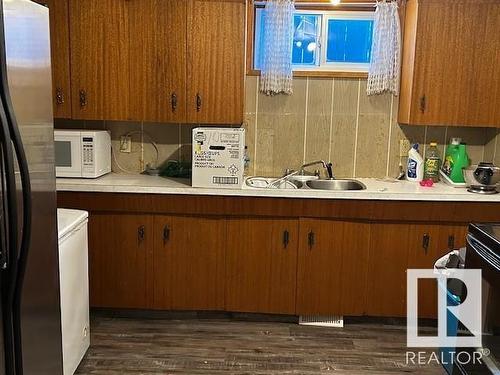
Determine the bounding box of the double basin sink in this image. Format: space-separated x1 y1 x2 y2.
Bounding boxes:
246 177 366 191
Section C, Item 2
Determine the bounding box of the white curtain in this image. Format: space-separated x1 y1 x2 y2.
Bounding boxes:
367 1 401 96
259 0 295 96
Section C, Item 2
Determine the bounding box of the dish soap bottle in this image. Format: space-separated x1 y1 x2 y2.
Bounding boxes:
407 144 424 182
424 142 441 182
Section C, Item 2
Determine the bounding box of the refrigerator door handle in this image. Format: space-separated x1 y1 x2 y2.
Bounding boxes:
0 97 18 375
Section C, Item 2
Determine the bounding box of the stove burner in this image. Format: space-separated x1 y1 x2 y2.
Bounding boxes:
467 185 499 194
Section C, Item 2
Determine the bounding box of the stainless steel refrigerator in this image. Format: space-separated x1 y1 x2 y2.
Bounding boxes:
0 0 63 374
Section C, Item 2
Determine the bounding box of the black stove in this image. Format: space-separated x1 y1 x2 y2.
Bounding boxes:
457 223 500 375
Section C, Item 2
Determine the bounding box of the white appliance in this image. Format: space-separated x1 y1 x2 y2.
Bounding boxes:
57 209 90 375
192 127 245 188
54 130 111 178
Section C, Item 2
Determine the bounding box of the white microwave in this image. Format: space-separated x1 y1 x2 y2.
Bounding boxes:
54 130 111 178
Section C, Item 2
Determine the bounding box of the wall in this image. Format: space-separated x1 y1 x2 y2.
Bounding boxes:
56 76 500 178
244 76 500 178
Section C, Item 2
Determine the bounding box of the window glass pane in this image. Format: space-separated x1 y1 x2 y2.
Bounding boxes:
326 19 373 64
254 8 264 70
292 14 320 65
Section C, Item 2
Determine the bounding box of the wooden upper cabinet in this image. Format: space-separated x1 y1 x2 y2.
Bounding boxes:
399 0 500 127
66 0 244 123
69 0 104 120
43 0 72 118
152 216 226 311
296 220 370 316
225 218 299 314
141 0 188 123
102 0 142 121
187 0 245 124
69 0 142 121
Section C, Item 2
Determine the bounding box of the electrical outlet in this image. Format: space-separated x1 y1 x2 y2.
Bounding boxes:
399 139 411 157
120 135 131 153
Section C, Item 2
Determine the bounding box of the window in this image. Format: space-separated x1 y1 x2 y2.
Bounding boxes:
254 10 374 73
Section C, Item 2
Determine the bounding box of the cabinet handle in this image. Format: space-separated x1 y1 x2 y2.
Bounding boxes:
55 88 64 105
138 225 145 244
283 230 289 249
422 233 430 254
308 231 315 249
163 225 170 244
171 92 177 112
448 235 455 250
79 89 87 108
419 95 426 113
196 93 202 112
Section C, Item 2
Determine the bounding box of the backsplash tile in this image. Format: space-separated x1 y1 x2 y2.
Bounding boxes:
58 76 500 178
483 128 499 162
107 121 143 173
243 113 257 176
255 113 305 176
330 114 357 178
304 114 330 167
143 122 180 169
244 75 258 114
356 113 390 178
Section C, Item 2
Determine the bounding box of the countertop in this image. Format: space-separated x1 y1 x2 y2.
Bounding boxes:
56 173 500 202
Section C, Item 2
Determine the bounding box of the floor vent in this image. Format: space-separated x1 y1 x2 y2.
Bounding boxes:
299 315 344 328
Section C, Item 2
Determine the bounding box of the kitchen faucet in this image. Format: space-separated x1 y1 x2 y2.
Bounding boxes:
268 160 334 188
300 160 335 180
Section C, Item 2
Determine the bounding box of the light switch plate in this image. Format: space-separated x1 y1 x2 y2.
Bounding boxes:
399 139 411 157
120 135 131 153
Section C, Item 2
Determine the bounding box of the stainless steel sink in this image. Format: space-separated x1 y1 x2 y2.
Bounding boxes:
246 177 303 189
306 179 366 191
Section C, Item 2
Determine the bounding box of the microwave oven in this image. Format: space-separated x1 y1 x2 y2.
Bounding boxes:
54 130 111 178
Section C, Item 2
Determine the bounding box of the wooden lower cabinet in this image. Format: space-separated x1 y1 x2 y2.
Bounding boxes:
77 194 472 317
225 218 299 314
152 215 226 310
366 223 410 317
88 213 151 308
296 220 370 316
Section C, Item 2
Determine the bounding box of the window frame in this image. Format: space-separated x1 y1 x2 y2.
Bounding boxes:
247 3 375 78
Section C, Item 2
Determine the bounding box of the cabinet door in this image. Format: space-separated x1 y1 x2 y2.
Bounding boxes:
153 216 226 310
366 223 410 317
88 213 151 308
225 218 299 314
45 0 72 118
403 0 500 126
406 224 468 318
440 225 468 251
296 220 370 315
186 0 245 124
69 0 142 121
140 0 187 123
406 224 442 319
101 0 140 121
69 0 104 119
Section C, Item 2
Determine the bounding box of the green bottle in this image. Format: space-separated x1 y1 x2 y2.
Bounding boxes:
442 138 470 183
451 144 470 183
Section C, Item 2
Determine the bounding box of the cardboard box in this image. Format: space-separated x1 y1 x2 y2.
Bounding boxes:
192 127 245 189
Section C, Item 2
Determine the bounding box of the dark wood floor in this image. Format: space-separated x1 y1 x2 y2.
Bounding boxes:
76 313 443 374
